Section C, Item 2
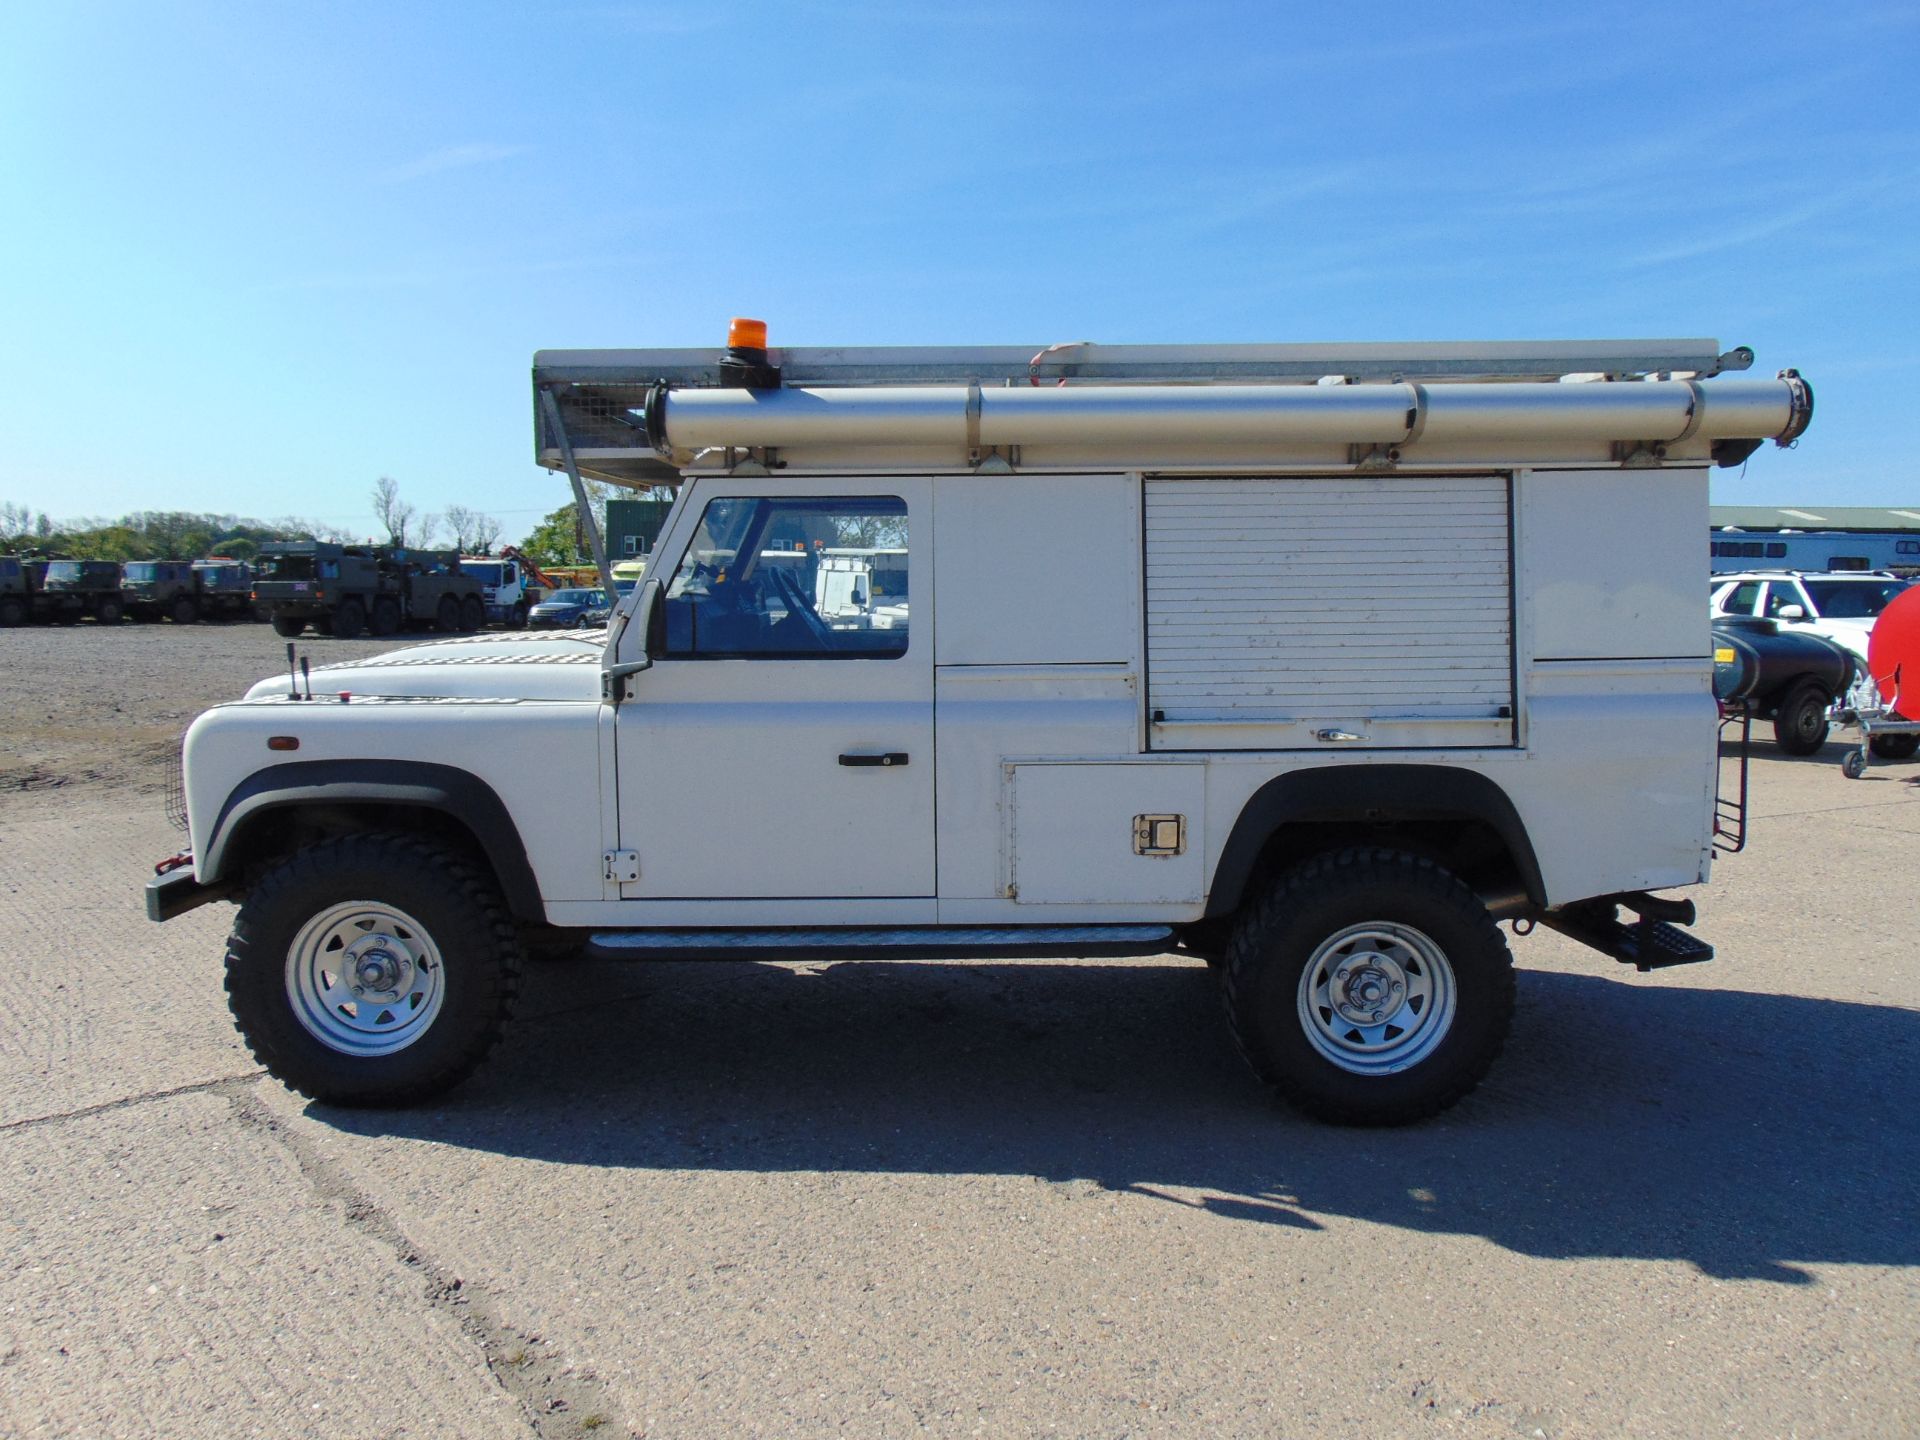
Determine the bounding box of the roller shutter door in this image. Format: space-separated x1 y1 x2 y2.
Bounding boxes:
1145 474 1514 749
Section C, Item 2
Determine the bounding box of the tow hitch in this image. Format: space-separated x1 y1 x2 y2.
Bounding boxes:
1539 891 1715 972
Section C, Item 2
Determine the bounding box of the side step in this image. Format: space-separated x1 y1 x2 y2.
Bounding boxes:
1539 895 1714 973
586 925 1176 962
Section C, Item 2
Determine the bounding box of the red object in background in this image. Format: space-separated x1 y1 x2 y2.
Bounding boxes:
1866 585 1920 719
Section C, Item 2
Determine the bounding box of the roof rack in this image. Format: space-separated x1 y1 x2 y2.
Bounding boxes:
535 337 1752 391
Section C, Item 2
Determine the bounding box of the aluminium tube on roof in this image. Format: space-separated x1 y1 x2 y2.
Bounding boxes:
654 376 1810 453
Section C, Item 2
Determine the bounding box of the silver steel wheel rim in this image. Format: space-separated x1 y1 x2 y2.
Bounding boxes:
285 901 446 1057
1297 921 1456 1075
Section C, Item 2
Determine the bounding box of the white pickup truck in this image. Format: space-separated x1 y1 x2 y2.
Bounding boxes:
147 330 1813 1125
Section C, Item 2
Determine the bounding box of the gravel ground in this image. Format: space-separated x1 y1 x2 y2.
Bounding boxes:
2 623 1917 1438
0 620 398 813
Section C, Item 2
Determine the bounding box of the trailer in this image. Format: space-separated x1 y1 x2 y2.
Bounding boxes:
1711 530 1920 574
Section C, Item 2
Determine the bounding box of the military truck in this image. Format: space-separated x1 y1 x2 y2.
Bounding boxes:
122 559 256 623
40 559 125 624
253 542 485 639
0 555 50 626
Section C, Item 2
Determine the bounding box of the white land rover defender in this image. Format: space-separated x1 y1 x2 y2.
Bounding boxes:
147 329 1814 1125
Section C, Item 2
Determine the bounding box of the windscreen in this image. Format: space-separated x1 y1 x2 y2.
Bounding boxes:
1805 578 1910 618
45 562 80 582
462 561 505 585
255 555 315 580
123 563 160 581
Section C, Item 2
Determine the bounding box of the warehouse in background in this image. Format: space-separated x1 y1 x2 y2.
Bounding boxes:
1710 505 1920 573
605 497 672 560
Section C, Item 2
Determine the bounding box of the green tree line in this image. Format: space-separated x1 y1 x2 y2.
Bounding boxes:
0 504 361 563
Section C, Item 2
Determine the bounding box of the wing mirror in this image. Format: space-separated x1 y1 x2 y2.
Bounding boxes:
1776 603 1807 620
602 579 664 704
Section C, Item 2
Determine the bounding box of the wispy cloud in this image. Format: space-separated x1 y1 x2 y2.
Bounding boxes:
378 143 533 184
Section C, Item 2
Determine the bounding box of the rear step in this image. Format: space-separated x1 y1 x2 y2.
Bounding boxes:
586 925 1176 962
1539 894 1715 972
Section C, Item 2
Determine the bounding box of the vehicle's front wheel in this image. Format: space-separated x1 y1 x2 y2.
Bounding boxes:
1771 680 1831 755
1223 848 1514 1126
94 597 123 624
224 834 523 1105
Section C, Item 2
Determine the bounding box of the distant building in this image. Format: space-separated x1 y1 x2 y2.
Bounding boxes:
605 498 673 559
1708 505 1920 573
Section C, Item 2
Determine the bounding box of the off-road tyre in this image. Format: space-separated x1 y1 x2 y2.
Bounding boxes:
271 613 305 638
224 833 523 1106
170 595 199 625
459 594 485 633
1771 680 1831 755
93 597 123 625
331 598 367 640
1869 731 1919 761
370 597 401 637
0 596 24 627
1223 847 1515 1126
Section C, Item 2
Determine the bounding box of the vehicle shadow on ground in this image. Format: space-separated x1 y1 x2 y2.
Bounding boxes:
323 956 1920 1285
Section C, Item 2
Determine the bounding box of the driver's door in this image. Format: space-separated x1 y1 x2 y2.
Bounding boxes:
613 478 933 901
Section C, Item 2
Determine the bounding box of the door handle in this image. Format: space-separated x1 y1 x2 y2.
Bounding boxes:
1315 728 1366 743
838 752 910 767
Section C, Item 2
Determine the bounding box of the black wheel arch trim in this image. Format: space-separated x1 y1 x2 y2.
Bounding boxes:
202 759 543 921
1204 764 1547 919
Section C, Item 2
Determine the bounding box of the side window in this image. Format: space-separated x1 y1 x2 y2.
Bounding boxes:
1721 582 1761 614
663 496 909 660
1763 583 1805 618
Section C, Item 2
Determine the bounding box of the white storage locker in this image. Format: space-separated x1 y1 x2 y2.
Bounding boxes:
1144 474 1515 750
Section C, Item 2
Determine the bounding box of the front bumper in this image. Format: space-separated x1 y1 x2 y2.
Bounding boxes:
146 865 234 923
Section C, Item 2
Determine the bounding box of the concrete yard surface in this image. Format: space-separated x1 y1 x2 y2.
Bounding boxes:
2 625 1917 1438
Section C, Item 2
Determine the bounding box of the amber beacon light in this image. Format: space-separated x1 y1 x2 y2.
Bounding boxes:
719 316 781 389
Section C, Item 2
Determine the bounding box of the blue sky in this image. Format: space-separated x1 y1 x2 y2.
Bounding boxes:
2 2 1915 539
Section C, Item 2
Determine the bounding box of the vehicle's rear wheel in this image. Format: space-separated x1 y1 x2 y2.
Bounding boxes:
224 834 523 1105
459 594 485 632
271 613 305 638
370 597 401 637
170 596 199 625
1771 680 1831 755
1870 731 1919 761
331 599 366 639
1223 848 1514 1126
436 595 461 632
